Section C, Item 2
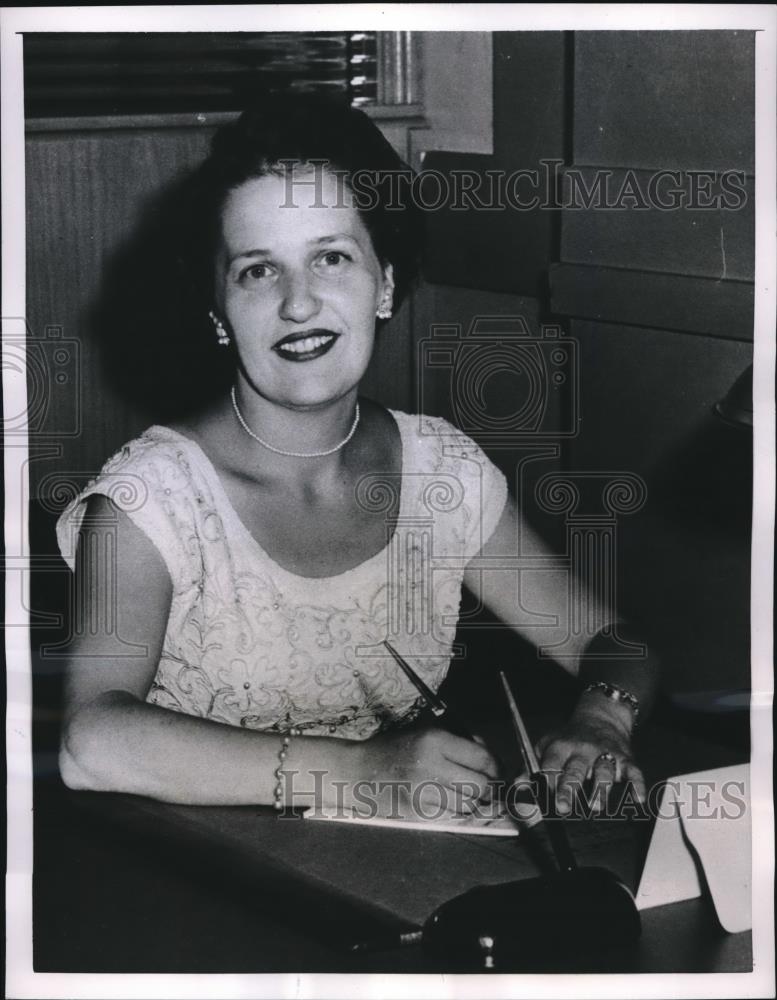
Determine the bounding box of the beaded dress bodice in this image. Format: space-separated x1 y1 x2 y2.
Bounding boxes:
57 410 507 739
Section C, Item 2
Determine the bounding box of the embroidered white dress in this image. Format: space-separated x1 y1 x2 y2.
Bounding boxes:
56 410 507 740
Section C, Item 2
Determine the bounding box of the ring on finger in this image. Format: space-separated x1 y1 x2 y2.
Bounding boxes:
596 751 617 765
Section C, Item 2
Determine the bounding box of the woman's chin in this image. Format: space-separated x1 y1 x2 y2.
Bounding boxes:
241 372 364 413
266 385 360 413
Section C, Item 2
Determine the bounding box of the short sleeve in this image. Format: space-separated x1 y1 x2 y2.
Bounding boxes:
410 413 509 561
55 433 198 590
444 422 509 558
460 433 509 556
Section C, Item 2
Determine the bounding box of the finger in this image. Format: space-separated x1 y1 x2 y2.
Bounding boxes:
480 779 496 804
413 781 471 821
590 753 618 814
555 754 589 815
622 759 647 804
444 777 483 812
510 768 531 789
380 780 440 821
442 763 498 804
539 740 573 774
591 752 618 786
450 783 499 818
470 734 503 784
535 732 553 756
439 733 499 780
507 770 538 802
504 777 544 826
412 748 496 805
444 781 505 818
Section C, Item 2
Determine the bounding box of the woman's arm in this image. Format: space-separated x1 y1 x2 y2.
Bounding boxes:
60 496 498 811
463 496 659 810
59 495 357 805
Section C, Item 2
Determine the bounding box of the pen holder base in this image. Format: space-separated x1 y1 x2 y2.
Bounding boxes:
423 866 641 971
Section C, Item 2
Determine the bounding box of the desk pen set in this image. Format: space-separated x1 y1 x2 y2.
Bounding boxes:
352 643 642 971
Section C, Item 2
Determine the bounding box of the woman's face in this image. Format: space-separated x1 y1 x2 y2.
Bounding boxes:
214 167 393 411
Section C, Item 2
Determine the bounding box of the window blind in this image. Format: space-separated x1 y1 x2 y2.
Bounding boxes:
23 32 378 118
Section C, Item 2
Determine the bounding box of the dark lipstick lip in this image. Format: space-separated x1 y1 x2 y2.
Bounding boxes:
272 330 340 363
272 329 340 350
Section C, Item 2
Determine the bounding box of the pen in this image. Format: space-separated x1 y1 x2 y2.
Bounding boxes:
382 640 474 740
499 671 578 874
383 642 536 809
382 642 538 817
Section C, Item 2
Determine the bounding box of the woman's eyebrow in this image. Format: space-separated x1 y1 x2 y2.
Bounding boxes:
229 235 358 264
311 234 359 246
229 248 271 264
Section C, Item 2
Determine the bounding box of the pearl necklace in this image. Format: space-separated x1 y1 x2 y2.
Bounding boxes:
230 386 360 458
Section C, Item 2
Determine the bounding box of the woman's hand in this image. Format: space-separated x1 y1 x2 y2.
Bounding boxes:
341 725 500 820
535 702 646 817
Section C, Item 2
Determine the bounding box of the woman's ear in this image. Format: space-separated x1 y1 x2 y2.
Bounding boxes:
376 264 395 320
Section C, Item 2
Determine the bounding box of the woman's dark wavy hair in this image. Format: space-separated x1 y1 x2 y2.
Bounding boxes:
96 95 423 420
178 94 424 317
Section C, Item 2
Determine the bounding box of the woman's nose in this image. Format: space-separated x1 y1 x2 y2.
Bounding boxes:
278 271 321 323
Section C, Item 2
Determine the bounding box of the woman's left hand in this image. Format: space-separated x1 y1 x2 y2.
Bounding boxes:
535 708 646 817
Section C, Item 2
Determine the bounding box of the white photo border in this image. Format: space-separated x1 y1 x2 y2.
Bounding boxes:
3 5 775 999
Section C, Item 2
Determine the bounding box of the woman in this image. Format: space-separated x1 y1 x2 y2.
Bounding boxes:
57 97 656 818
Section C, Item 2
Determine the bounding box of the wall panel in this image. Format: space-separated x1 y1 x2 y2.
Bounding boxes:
554 30 755 697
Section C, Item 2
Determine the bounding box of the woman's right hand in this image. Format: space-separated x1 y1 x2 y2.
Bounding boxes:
326 726 500 820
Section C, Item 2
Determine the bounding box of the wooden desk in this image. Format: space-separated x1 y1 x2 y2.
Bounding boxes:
33 715 752 974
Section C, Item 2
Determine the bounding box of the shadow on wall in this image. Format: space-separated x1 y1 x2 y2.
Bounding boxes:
88 172 234 423
612 410 752 705
649 412 753 536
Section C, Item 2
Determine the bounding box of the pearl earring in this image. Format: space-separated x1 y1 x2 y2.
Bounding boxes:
376 297 393 320
209 310 230 346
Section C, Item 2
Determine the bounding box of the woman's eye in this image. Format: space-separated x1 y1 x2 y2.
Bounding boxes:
319 251 351 268
242 263 273 281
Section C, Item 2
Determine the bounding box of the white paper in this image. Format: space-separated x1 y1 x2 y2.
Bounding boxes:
637 763 751 934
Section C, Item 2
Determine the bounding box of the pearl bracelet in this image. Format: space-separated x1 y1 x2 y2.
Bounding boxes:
582 681 640 728
272 728 301 811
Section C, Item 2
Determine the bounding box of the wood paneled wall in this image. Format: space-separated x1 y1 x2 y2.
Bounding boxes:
26 126 212 495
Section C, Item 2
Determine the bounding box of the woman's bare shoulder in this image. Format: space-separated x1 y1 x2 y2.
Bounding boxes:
352 397 402 472
163 400 247 474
